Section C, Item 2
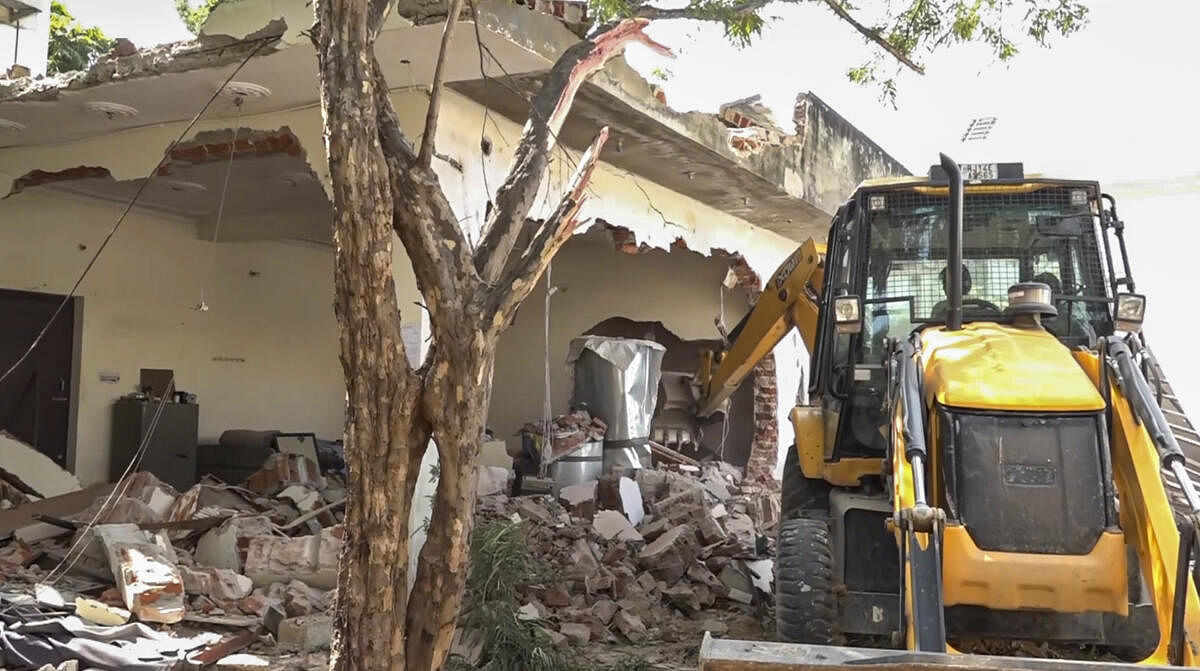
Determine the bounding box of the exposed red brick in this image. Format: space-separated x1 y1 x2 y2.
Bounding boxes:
8 166 111 195
166 128 302 167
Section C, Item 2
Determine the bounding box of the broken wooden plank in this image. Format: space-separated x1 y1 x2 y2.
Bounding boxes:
33 514 80 530
649 440 700 467
0 483 113 537
140 515 231 533
190 630 258 666
281 498 345 532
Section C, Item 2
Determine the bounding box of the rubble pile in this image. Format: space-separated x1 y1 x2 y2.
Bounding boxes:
471 461 780 663
0 451 345 670
520 409 608 460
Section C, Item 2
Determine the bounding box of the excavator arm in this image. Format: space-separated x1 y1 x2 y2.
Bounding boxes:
694 238 826 417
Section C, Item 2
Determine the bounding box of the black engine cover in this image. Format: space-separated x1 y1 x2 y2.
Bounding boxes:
939 409 1107 555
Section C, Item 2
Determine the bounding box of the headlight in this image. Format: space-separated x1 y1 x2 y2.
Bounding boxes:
834 295 862 334
1115 293 1146 332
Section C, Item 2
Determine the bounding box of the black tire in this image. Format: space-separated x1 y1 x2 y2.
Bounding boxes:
776 517 838 644
781 444 832 519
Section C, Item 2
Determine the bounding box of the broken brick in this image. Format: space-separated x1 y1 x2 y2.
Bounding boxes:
541 586 571 608
590 598 619 625
662 583 701 614
638 525 697 584
560 622 591 645
245 453 325 497
613 609 648 642
243 526 341 590
592 510 642 542
278 614 332 651
180 566 253 602
93 524 184 624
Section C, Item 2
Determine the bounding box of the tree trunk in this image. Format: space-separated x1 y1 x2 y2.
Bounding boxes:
314 0 664 666
406 331 494 670
315 2 429 670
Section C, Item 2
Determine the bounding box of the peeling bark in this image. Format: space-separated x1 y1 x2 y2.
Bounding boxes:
314 2 425 670
472 19 672 285
314 3 653 669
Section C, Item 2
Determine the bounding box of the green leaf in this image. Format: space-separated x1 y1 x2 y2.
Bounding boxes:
46 2 115 75
173 0 222 35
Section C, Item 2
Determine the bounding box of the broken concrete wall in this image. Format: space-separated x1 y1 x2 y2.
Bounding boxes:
794 91 910 215
1 59 809 487
0 190 344 485
489 232 752 453
0 431 82 497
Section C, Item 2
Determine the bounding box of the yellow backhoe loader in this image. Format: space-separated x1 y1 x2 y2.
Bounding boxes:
692 155 1200 670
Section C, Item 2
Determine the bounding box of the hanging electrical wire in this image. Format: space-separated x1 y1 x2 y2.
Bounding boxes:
196 98 245 312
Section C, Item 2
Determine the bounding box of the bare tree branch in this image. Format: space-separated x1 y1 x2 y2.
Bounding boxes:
486 128 609 329
371 57 480 317
418 0 466 168
633 0 924 75
367 0 392 40
819 0 924 74
472 19 672 286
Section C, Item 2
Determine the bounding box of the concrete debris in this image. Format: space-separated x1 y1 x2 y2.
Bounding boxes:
181 566 254 601
473 460 777 657
613 609 647 641
278 614 333 651
520 410 607 461
517 602 542 620
718 563 754 605
277 485 322 512
638 525 698 584
560 621 592 645
246 453 325 496
214 653 271 670
476 465 510 497
194 515 276 571
592 510 642 542
75 596 131 626
618 477 645 527
93 523 185 624
0 449 348 668
0 431 82 498
243 526 342 590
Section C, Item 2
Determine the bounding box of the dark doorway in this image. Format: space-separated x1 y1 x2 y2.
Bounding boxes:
0 289 80 468
583 317 754 468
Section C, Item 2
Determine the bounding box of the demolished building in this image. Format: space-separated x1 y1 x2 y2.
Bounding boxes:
0 0 908 665
0 0 905 495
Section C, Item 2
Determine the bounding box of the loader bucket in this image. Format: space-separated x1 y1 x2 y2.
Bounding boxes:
697 635 1178 671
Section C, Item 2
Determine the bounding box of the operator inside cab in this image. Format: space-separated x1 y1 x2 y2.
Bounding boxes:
930 264 1000 322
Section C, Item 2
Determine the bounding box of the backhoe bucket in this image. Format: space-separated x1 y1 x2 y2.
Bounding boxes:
698 635 1178 671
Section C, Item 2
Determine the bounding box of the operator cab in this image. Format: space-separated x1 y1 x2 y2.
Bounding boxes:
812 163 1118 463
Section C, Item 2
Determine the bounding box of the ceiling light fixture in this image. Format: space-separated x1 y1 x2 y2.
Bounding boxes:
278 171 314 187
165 179 208 193
84 101 139 119
222 81 272 100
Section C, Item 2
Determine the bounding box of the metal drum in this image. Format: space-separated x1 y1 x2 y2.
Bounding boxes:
567 336 666 471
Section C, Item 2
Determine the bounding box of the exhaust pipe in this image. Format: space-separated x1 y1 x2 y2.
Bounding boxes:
939 153 964 331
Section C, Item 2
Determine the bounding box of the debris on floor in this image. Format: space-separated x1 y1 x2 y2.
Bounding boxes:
0 452 343 671
469 460 779 668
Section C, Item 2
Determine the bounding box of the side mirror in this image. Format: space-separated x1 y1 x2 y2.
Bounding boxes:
834 295 863 334
1115 293 1146 333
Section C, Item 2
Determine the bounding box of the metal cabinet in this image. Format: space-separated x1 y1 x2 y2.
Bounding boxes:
110 398 198 491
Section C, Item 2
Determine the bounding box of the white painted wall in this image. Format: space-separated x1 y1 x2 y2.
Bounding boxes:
0 189 343 485
490 234 752 443
0 82 810 489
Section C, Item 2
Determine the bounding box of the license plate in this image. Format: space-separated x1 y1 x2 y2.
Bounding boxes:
962 163 998 181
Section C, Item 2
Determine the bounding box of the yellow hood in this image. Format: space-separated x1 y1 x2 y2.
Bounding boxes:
920 322 1104 413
